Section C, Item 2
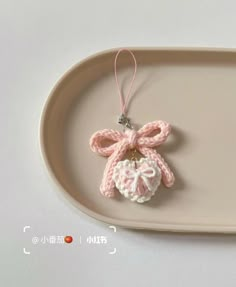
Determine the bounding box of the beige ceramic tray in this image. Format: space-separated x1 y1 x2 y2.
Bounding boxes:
40 47 236 233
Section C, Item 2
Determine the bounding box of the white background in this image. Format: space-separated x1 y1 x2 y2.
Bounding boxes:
1 0 236 286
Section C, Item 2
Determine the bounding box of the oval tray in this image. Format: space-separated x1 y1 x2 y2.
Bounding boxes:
40 47 236 233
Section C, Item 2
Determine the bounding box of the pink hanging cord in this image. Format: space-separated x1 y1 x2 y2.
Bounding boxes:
114 48 137 115
89 48 175 198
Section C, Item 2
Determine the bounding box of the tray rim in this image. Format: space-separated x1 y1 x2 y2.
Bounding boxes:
39 46 236 234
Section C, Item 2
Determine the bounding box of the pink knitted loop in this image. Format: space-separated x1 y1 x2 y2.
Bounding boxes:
90 120 175 197
125 129 138 149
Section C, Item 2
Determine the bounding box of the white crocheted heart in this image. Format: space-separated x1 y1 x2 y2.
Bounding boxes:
112 158 161 203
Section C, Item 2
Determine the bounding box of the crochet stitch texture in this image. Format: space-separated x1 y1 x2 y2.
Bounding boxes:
90 120 175 197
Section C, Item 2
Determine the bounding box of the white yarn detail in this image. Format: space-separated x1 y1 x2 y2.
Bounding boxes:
112 158 162 203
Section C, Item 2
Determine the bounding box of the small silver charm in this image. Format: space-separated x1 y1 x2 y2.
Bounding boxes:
118 114 132 129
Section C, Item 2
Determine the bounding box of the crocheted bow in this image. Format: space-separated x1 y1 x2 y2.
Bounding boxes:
90 120 175 197
122 166 156 193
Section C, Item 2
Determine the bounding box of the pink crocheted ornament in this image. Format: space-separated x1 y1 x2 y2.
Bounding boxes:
89 48 175 203
90 120 175 202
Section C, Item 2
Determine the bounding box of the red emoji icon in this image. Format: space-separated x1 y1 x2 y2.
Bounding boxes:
64 236 73 244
